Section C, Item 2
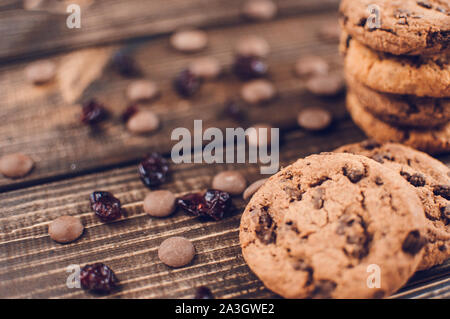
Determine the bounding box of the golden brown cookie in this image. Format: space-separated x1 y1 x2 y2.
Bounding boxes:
346 92 450 154
335 141 450 270
339 0 450 56
343 38 450 97
240 152 426 298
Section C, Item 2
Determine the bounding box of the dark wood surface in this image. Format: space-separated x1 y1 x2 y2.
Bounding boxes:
0 1 448 299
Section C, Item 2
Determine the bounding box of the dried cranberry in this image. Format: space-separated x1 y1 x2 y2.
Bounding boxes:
173 69 202 97
233 55 268 80
80 263 118 293
81 99 108 125
223 99 247 122
121 104 139 123
138 153 169 188
194 286 214 299
111 52 139 77
177 189 232 221
90 191 122 222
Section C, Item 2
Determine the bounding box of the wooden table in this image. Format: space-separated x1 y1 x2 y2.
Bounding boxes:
0 0 448 299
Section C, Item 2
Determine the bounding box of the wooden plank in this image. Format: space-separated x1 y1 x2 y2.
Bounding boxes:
1 125 448 299
0 13 344 191
0 0 339 62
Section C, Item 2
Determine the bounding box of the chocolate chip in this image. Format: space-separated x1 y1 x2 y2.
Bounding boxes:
408 173 426 187
311 280 336 299
343 166 365 183
212 171 247 195
402 230 427 255
170 29 208 52
283 185 304 202
312 188 325 209
48 215 84 243
297 107 332 131
158 237 195 267
143 190 176 217
433 185 450 200
417 1 432 9
255 207 276 244
375 176 384 186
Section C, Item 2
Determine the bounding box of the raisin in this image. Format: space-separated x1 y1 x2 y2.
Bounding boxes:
90 191 122 222
173 69 202 97
80 263 118 293
402 230 427 255
233 55 268 80
194 286 214 299
343 166 365 183
111 52 140 77
138 153 169 188
255 207 276 244
81 99 108 125
121 104 139 123
177 190 232 221
433 185 450 200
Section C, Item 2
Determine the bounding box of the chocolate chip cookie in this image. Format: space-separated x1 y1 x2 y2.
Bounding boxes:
346 73 450 128
339 0 450 56
240 152 426 298
343 38 450 97
335 141 450 270
346 92 450 154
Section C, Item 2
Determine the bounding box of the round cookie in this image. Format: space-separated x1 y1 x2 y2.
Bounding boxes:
346 73 450 128
346 92 450 155
339 0 450 56
240 152 426 298
335 141 450 270
343 38 450 97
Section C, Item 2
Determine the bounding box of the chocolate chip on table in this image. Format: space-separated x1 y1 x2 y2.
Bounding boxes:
242 0 277 21
402 230 427 255
138 153 169 188
170 29 208 53
305 74 345 96
177 190 232 221
233 55 268 80
297 107 332 131
111 52 140 77
81 99 108 125
173 69 202 97
48 215 84 243
247 123 273 147
240 79 276 104
194 286 214 299
126 80 160 102
158 236 195 268
25 60 56 85
294 56 329 77
188 57 222 80
235 35 270 58
90 191 122 222
80 263 118 293
243 178 268 200
212 171 247 195
143 190 176 217
126 110 160 134
0 153 34 178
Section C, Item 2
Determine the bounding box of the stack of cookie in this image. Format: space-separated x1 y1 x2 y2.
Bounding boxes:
339 0 449 154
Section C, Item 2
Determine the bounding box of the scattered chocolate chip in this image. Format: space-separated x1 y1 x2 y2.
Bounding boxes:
25 60 56 84
126 110 160 134
111 52 139 77
240 79 276 104
173 69 202 97
294 56 329 77
243 178 268 200
158 236 195 267
189 57 222 79
126 80 160 102
433 185 450 200
90 191 122 222
305 74 344 96
48 215 84 243
194 286 214 299
80 263 118 293
212 171 247 195
235 35 270 58
0 153 34 178
138 153 169 188
242 0 277 21
297 107 332 131
233 55 268 80
143 190 176 217
400 171 426 187
170 29 208 53
81 99 108 125
402 230 427 255
343 166 365 183
177 190 232 221
255 207 276 244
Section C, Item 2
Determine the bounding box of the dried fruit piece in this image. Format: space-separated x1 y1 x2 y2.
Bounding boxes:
138 153 169 188
90 191 122 222
81 99 108 125
233 55 268 80
80 263 118 293
177 189 232 221
173 69 202 97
